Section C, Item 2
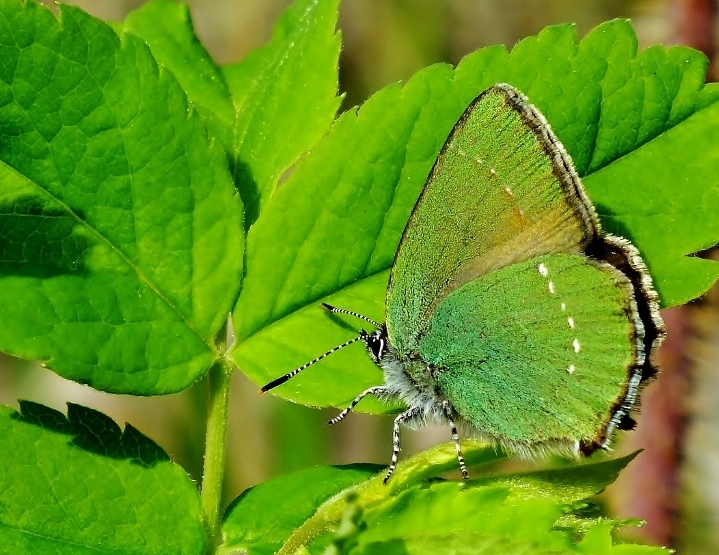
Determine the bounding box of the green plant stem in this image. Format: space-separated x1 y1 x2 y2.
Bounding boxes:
201 359 233 553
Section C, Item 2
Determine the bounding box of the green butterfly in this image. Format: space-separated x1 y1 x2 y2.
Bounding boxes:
262 84 666 483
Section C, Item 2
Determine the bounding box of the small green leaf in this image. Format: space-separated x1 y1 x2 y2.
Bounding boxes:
233 19 718 408
123 0 235 151
274 442 506 554
578 523 614 554
0 0 243 394
470 453 640 504
222 0 342 228
0 402 205 554
222 464 382 555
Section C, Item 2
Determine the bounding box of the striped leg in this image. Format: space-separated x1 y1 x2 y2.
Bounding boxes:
383 406 422 484
328 386 388 425
442 400 469 480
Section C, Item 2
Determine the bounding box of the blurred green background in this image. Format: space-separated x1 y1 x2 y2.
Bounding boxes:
1 0 717 553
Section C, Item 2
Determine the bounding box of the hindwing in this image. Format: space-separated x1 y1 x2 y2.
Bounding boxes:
420 252 657 452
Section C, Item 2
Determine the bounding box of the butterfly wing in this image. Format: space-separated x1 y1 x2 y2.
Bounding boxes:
420 251 658 452
387 84 600 354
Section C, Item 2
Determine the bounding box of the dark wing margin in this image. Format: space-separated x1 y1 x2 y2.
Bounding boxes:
493 83 601 247
583 234 666 453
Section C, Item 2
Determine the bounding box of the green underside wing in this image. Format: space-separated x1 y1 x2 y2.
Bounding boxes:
424 253 636 451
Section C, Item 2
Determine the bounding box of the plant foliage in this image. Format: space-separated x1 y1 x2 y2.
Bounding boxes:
0 0 714 553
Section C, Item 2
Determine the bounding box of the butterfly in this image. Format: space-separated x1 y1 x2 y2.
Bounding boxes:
261 83 666 484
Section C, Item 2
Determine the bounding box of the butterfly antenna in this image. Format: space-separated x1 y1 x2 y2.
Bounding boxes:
322 303 380 328
259 334 364 393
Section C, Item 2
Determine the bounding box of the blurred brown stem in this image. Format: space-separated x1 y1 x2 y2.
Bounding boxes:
671 0 717 80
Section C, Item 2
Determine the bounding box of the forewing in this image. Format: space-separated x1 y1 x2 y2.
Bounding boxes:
420 253 644 452
387 85 600 354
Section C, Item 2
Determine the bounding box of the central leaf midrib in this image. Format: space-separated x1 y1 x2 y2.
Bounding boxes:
4 159 216 357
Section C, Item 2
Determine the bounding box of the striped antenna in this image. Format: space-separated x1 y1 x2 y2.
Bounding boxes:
322 303 380 328
259 334 363 393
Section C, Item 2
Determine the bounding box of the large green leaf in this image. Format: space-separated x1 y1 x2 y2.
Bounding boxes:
232 19 719 409
349 455 637 549
222 0 342 228
0 402 205 554
350 528 668 555
0 0 243 394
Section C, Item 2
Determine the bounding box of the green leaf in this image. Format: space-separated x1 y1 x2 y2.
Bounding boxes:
344 456 637 553
222 0 342 228
232 19 719 409
125 0 342 229
578 523 615 554
272 446 657 555
273 442 505 554
576 523 671 554
346 483 565 550
123 0 234 152
584 99 719 306
354 533 576 555
0 0 243 394
0 401 205 554
469 452 639 504
222 464 382 555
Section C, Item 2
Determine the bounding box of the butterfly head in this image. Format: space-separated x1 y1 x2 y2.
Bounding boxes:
261 306 387 394
360 325 389 363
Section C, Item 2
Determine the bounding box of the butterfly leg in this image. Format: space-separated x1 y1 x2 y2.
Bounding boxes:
384 406 422 484
328 386 388 425
442 400 469 480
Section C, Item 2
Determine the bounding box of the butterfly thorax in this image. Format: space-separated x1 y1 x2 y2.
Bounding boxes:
361 325 447 426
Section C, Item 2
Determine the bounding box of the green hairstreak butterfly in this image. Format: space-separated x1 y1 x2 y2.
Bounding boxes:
262 83 666 483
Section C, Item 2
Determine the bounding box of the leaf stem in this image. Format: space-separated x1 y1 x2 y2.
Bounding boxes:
201 359 233 553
